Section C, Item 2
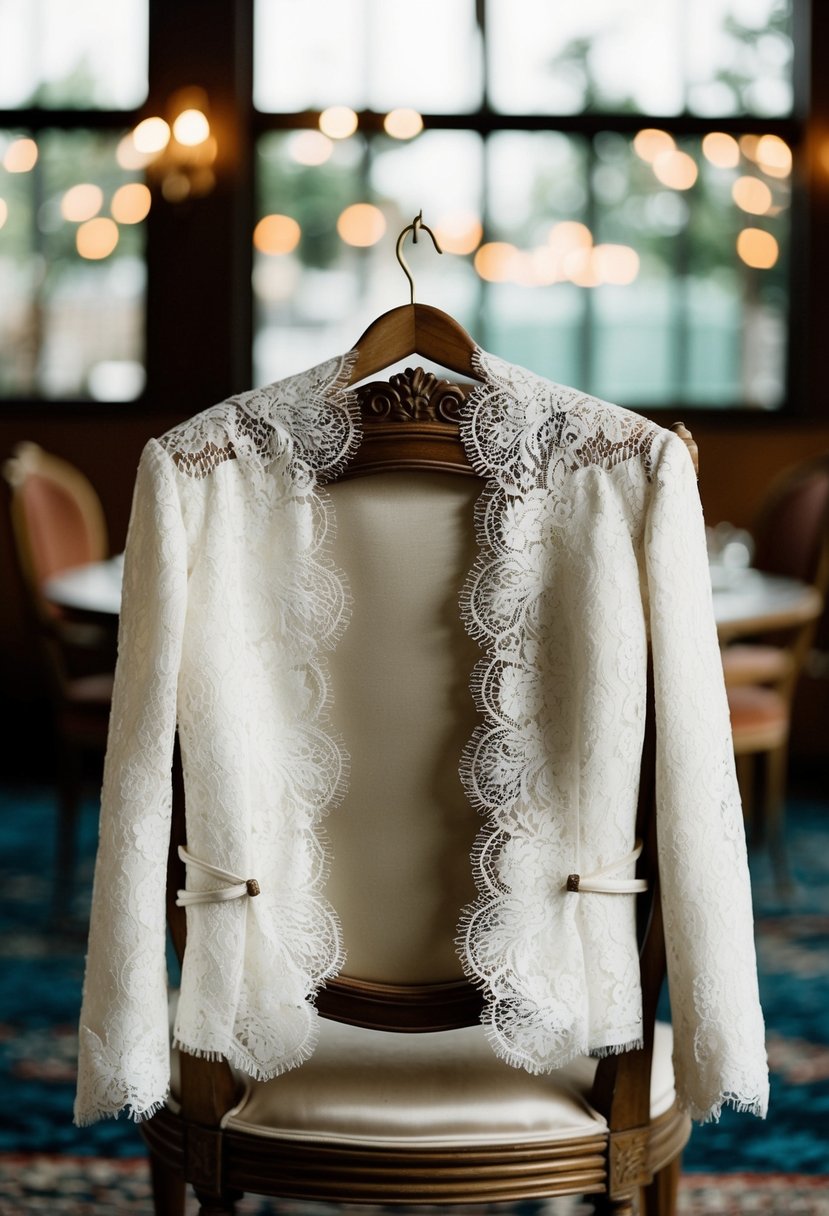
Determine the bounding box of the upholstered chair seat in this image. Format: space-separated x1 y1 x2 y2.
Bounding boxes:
168 1020 677 1149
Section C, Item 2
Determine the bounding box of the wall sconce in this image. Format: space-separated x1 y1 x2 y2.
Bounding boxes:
126 86 218 203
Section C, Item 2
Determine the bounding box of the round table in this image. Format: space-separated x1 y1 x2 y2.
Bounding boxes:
710 567 823 643
43 556 823 643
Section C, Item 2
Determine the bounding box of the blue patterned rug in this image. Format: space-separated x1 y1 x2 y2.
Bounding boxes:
0 784 827 1212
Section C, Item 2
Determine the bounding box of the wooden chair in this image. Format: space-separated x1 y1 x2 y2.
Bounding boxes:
140 373 693 1216
2 441 114 915
722 453 829 880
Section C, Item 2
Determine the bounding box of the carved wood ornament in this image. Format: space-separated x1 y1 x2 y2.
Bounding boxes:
357 366 471 425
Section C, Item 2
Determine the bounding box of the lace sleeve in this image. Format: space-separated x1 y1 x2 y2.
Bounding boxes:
74 439 188 1125
645 432 769 1123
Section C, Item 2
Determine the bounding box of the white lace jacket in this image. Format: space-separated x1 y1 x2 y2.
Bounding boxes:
75 347 769 1128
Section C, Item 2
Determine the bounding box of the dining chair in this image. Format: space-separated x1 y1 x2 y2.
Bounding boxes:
722 452 829 880
2 441 115 915
139 384 695 1216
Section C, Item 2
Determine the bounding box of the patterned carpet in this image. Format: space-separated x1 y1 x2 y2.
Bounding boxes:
1 784 827 1213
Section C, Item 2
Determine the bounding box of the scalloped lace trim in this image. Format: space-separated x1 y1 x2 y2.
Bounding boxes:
159 352 360 1082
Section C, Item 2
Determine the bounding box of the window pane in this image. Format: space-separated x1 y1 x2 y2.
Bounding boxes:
255 0 482 113
254 130 483 383
0 0 148 109
0 130 146 399
484 129 790 409
488 0 792 118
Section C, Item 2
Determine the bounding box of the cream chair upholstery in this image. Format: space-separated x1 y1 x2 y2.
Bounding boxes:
143 468 689 1216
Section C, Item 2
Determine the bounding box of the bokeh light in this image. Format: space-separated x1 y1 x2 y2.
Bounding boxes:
111 183 152 224
254 213 302 254
737 228 779 269
337 203 386 247
76 217 120 260
61 184 103 223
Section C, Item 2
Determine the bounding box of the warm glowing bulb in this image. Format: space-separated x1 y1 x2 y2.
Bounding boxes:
253 213 302 254
732 176 773 215
528 246 560 285
702 132 740 169
289 130 333 166
319 106 358 139
740 134 761 162
173 109 210 146
3 137 38 172
383 109 424 140
652 149 698 190
111 183 152 224
593 244 640 285
548 221 592 254
0 198 8 229
61 183 103 222
562 247 601 287
736 228 779 269
133 117 171 155
756 134 792 178
633 128 675 164
116 133 150 170
474 242 518 282
76 217 120 260
433 211 482 255
337 203 386 247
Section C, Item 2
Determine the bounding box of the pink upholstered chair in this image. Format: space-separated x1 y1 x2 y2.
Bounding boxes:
2 442 114 913
723 453 829 880
140 380 693 1216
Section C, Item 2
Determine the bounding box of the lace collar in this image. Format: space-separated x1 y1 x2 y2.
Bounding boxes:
162 345 656 492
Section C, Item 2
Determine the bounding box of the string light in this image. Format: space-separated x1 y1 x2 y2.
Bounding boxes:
172 109 210 147
337 203 386 246
384 109 424 140
732 176 773 215
3 138 38 173
76 217 120 260
652 149 698 190
633 129 675 164
254 214 301 255
702 132 740 169
61 184 103 223
290 131 334 166
111 183 152 224
133 117 171 155
319 107 358 139
737 228 779 269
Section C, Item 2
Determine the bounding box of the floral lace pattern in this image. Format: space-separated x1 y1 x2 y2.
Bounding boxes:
75 346 768 1128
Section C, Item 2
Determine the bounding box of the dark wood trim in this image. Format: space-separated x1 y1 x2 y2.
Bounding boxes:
250 108 803 141
317 974 484 1031
144 0 253 411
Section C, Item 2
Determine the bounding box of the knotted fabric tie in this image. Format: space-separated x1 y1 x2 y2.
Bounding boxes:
566 841 648 894
176 845 261 907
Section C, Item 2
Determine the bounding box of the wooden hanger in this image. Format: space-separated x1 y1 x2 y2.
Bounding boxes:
346 212 483 387
338 212 482 479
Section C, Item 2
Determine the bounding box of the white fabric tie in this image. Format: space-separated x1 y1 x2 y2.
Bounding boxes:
176 846 261 907
566 841 647 894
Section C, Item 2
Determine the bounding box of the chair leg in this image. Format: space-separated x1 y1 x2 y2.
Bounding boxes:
640 1154 681 1216
734 752 757 842
764 742 792 892
194 1193 237 1216
148 1150 186 1216
53 739 82 920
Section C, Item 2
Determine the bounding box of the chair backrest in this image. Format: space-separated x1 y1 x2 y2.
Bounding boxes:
166 382 671 1133
752 452 829 658
3 441 108 625
753 453 829 588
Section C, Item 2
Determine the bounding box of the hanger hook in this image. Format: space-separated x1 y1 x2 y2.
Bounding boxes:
395 209 443 305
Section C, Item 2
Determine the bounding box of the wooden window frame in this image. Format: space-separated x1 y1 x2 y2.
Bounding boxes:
0 0 826 424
